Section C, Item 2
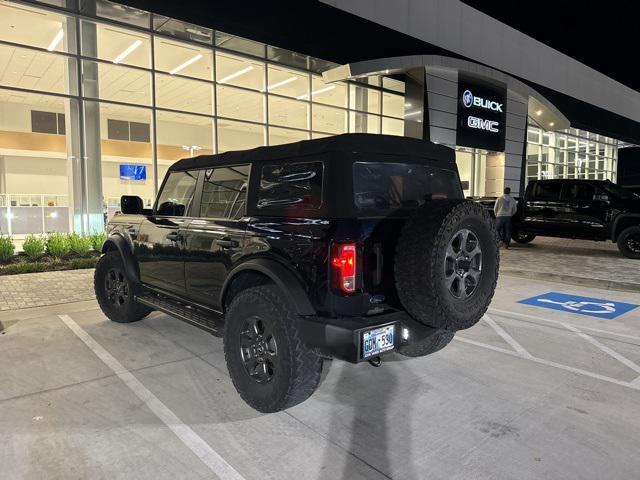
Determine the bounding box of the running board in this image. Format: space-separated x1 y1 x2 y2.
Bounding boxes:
136 292 224 336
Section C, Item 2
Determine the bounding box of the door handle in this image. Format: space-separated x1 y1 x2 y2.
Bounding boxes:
166 231 183 242
216 238 239 248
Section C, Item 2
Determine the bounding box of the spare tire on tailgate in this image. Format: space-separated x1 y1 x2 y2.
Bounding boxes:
395 200 499 331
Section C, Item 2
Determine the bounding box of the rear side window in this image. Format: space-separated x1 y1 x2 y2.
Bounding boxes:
563 183 595 201
258 161 323 210
532 182 562 201
200 165 250 219
156 170 198 216
353 162 462 212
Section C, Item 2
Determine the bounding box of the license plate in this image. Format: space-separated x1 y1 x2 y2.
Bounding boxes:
361 325 395 359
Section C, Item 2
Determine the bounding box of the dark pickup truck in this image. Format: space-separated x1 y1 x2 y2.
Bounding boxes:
480 179 640 258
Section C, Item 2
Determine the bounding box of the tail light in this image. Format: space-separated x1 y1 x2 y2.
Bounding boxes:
331 242 357 294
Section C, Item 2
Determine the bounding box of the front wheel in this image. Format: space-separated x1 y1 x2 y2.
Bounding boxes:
94 251 151 323
617 226 640 259
224 285 323 413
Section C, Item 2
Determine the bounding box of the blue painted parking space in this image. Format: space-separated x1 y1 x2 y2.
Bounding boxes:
518 292 639 320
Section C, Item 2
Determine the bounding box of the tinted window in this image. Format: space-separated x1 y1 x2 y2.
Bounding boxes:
32 110 65 134
156 170 198 216
200 165 250 219
130 121 151 142
353 162 463 212
258 161 323 210
107 119 129 141
563 183 595 201
532 182 562 201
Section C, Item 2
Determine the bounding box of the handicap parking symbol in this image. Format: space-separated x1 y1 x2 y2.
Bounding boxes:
518 292 639 320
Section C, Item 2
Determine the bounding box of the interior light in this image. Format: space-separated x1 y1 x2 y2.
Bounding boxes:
170 54 204 75
217 65 253 83
5 212 14 220
113 39 142 64
404 110 422 117
404 103 412 108
535 109 543 116
50 211 58 219
549 122 555 127
266 76 298 91
47 29 64 52
296 85 335 100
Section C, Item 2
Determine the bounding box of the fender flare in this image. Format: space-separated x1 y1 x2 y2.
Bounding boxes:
101 233 141 285
611 214 640 241
220 258 316 316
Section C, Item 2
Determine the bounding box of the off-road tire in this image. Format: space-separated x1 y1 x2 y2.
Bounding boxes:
224 285 323 413
397 330 455 357
94 251 152 323
617 226 640 259
395 200 499 331
512 231 536 244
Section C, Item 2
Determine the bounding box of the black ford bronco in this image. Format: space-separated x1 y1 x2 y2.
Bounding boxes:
488 179 640 258
95 134 499 412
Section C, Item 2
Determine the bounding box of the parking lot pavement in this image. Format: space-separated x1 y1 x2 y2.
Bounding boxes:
2 275 640 480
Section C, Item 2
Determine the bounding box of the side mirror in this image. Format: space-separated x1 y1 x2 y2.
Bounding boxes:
157 201 185 217
121 195 144 214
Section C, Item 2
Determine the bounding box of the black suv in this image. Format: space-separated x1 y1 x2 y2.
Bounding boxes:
507 179 640 258
94 134 499 412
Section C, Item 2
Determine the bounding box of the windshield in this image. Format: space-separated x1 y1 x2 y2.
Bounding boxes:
353 162 463 212
602 181 639 200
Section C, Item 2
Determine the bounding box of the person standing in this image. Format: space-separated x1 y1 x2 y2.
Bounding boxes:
494 187 518 248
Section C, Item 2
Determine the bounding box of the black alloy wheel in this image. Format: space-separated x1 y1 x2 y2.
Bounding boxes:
239 315 278 384
444 228 483 300
105 267 130 308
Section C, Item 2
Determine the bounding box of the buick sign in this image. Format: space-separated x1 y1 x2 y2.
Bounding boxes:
462 89 503 113
456 74 507 151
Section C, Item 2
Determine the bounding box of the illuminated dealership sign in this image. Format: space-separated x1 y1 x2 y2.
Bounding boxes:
457 74 507 151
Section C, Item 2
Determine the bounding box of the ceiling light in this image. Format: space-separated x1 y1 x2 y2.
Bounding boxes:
535 109 543 116
404 103 412 108
404 110 422 117
113 39 142 64
47 29 64 52
170 54 204 75
267 76 298 91
549 122 555 127
296 85 335 100
218 65 254 84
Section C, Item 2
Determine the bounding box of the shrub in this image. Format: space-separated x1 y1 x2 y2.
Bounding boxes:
68 233 92 258
22 235 46 261
0 235 15 263
46 233 71 259
0 261 46 275
89 231 107 252
69 257 99 270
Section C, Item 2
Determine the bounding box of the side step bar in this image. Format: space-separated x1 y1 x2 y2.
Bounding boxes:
136 292 224 336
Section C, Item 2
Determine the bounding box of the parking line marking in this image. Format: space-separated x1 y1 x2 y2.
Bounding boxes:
489 307 640 342
561 323 640 375
58 314 245 480
483 314 533 359
454 336 640 391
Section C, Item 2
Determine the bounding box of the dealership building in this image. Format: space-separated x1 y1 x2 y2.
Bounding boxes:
0 0 639 236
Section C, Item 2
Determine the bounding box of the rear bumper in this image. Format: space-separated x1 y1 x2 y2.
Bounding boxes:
298 311 440 363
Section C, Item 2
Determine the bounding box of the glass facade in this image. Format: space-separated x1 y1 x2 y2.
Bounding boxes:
0 0 405 236
526 123 620 184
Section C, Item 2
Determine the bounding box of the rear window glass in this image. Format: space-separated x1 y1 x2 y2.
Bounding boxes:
258 161 323 210
353 162 462 212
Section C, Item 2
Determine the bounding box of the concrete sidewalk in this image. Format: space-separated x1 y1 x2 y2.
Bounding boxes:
500 237 640 292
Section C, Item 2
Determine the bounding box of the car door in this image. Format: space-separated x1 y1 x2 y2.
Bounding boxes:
562 182 609 238
135 169 200 294
523 181 565 234
183 165 250 309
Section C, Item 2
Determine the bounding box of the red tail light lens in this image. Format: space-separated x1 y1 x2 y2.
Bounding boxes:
331 242 357 293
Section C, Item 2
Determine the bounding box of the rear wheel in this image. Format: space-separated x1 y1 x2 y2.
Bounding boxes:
512 231 536 244
94 251 151 323
398 330 454 357
224 285 323 413
395 200 499 331
617 226 640 259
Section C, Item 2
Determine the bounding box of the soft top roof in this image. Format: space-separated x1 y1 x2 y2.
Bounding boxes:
169 133 455 172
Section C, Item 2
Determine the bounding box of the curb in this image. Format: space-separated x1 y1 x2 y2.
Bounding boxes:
501 269 640 293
